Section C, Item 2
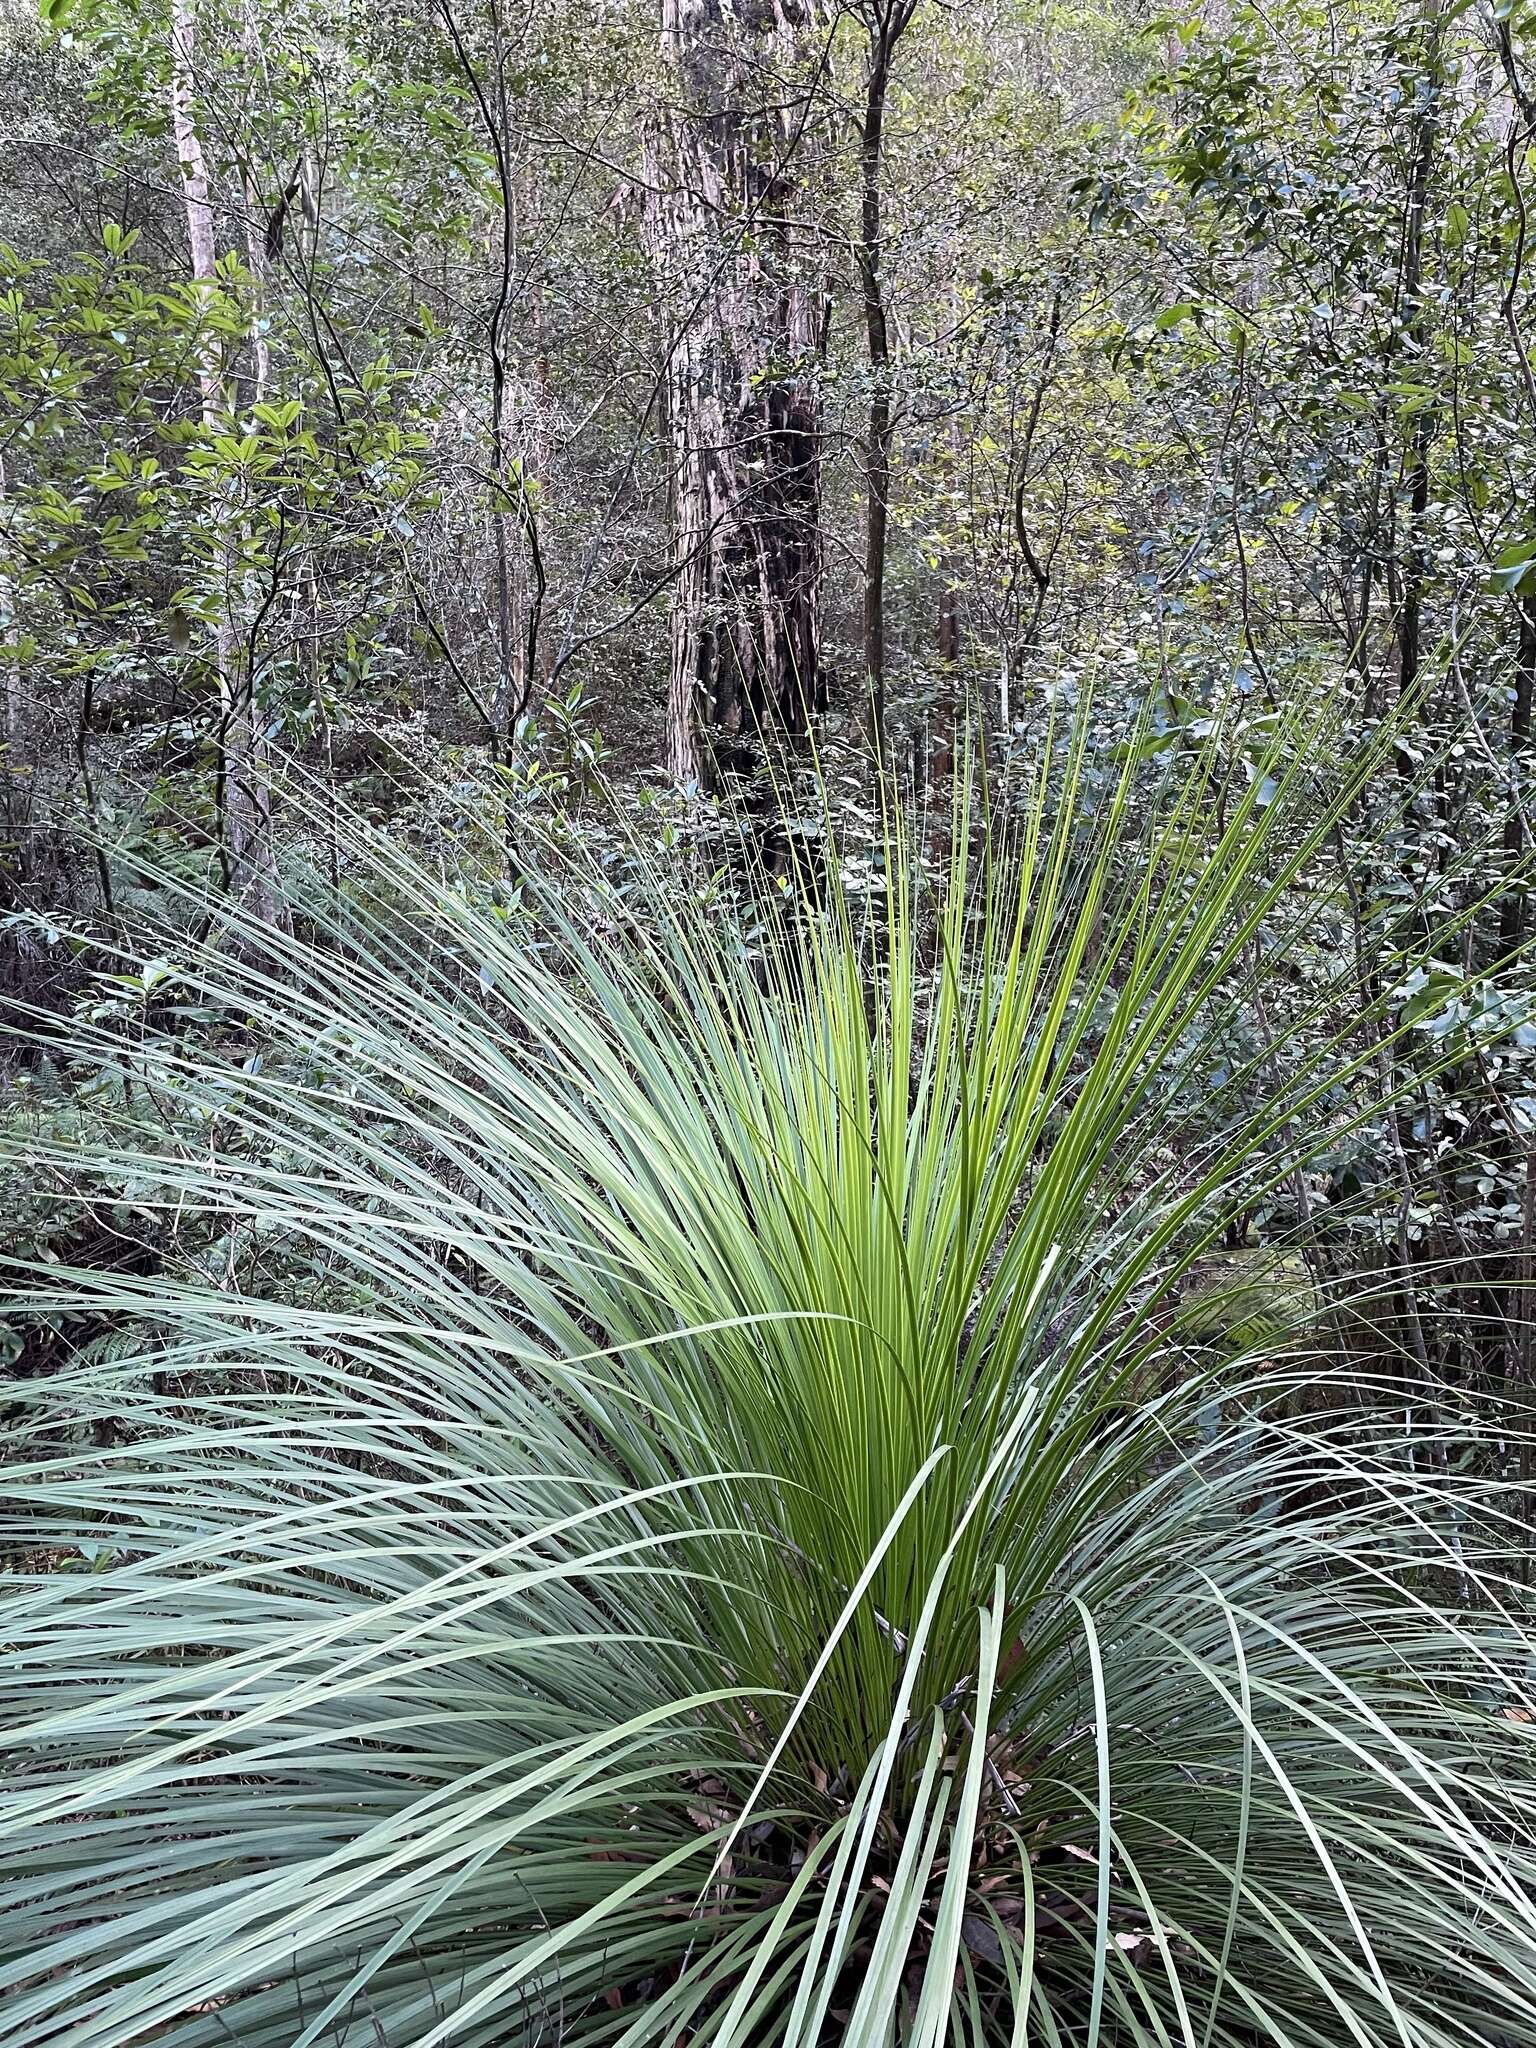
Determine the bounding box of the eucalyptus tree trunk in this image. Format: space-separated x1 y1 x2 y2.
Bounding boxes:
169 0 283 926
644 0 824 788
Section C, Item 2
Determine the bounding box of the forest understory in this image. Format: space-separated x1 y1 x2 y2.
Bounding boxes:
4 1 1536 2043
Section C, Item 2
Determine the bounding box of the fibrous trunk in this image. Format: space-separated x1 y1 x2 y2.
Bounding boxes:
644 0 823 787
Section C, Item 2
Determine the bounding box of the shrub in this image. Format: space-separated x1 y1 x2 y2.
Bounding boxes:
3 713 1534 2046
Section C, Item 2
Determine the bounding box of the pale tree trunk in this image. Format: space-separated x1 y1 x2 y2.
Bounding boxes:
935 306 963 675
241 212 271 404
0 455 22 811
644 0 824 788
169 0 283 926
239 0 272 410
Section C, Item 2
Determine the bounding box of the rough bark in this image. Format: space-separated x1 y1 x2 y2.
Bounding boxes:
644 0 824 787
169 0 283 926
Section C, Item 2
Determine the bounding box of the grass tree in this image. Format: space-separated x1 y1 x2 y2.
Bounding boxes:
2 697 1535 2045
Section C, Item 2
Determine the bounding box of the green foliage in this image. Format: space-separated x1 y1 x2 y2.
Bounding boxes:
2 708 1534 2044
6 0 1536 2031
0 218 435 750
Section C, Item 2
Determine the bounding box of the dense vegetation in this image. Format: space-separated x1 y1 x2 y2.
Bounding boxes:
4 0 1536 2042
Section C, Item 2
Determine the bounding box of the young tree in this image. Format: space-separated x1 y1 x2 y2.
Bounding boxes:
851 0 917 749
169 0 284 924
